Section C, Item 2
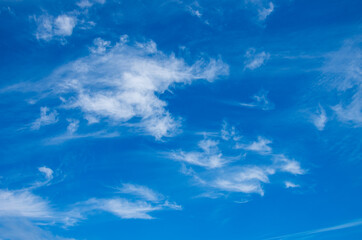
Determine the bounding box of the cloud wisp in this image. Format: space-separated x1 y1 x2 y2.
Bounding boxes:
322 38 362 126
171 138 231 169
0 218 74 240
265 219 362 240
33 14 77 42
245 0 275 23
311 105 327 131
239 90 274 111
244 48 270 70
258 2 274 21
116 183 164 203
31 107 59 130
13 36 228 140
171 122 305 197
76 0 106 9
0 167 181 233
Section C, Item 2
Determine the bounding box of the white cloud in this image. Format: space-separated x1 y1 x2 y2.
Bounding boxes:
0 172 180 228
46 130 119 145
34 15 53 41
0 187 177 224
173 123 305 197
73 183 181 220
212 166 271 195
81 198 162 219
311 105 327 131
186 2 202 19
244 48 270 70
54 15 77 36
37 37 228 139
171 138 230 169
38 166 53 181
284 181 300 188
266 219 362 240
117 183 164 202
258 2 274 21
221 121 241 141
0 189 53 220
322 39 362 126
77 0 106 8
332 89 362 125
236 136 272 155
273 154 304 175
239 90 274 110
245 0 275 23
31 107 58 130
34 14 77 42
76 0 93 8
66 119 80 135
89 37 111 54
0 218 74 240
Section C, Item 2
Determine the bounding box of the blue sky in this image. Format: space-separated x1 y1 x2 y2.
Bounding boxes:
0 0 361 239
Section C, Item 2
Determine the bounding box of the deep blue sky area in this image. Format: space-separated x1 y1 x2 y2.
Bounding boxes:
0 0 361 239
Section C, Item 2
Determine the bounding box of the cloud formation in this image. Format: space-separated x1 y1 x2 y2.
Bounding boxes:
236 136 272 155
0 168 181 232
116 183 164 203
244 48 270 70
0 189 53 220
32 37 228 139
171 138 230 169
239 90 275 111
323 39 362 126
0 218 74 240
284 181 300 189
258 2 274 21
266 219 362 240
34 14 77 42
311 105 327 131
31 107 58 130
76 0 106 9
171 123 304 197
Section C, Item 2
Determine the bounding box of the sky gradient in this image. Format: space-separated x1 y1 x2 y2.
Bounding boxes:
0 0 361 239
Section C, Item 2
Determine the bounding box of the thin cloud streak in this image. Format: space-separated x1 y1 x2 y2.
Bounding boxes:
265 219 362 240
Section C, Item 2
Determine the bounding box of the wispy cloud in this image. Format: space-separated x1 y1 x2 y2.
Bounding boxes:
0 168 181 229
0 218 74 240
311 104 327 131
89 37 111 54
31 107 58 130
258 2 274 21
265 219 362 240
38 166 54 180
76 0 106 9
78 195 180 220
0 189 54 220
186 2 203 19
332 89 362 126
79 198 161 219
236 136 272 155
244 48 270 70
0 167 69 224
245 0 275 23
33 14 77 42
116 183 164 203
171 138 233 169
239 90 274 110
13 36 228 140
171 122 304 197
322 38 362 126
70 182 181 221
284 181 300 188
